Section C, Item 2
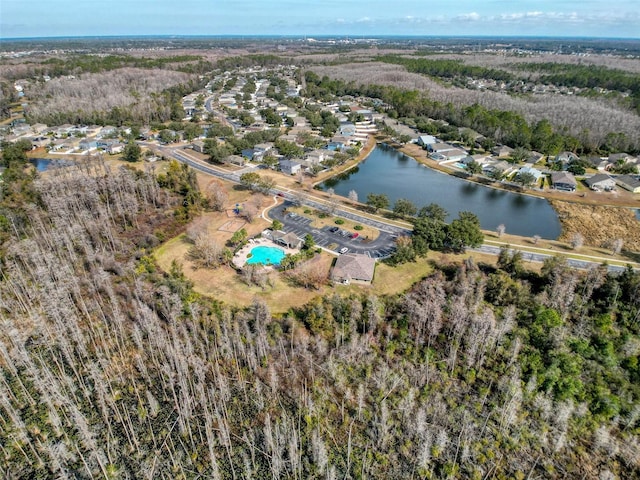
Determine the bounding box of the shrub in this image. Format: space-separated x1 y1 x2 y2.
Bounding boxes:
335 219 345 225
354 225 363 230
304 209 312 214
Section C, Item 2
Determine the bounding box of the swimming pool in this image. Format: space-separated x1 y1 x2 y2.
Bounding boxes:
245 246 285 266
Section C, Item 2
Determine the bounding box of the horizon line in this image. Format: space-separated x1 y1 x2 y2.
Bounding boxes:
2 34 640 42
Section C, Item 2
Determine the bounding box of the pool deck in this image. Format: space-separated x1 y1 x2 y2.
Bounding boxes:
233 236 299 269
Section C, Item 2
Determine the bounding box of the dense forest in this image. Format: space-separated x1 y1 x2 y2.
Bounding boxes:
0 151 638 478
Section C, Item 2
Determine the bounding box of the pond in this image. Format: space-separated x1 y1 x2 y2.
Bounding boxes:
320 144 561 239
29 158 74 172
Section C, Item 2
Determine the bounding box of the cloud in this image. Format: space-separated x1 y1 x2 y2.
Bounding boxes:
456 12 481 22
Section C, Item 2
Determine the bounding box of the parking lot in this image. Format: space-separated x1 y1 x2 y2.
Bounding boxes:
269 202 399 259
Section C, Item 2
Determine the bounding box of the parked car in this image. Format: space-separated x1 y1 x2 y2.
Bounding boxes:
329 226 339 233
339 247 349 254
351 232 359 239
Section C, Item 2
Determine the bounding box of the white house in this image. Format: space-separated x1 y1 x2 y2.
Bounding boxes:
280 159 302 175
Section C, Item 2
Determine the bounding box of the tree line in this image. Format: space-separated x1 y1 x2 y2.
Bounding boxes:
303 70 640 154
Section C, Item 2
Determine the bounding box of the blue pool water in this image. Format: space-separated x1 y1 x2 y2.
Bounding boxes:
246 246 285 266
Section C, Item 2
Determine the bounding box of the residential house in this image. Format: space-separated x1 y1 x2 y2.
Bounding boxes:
584 174 616 191
192 140 206 153
31 123 49 135
49 138 74 152
106 143 125 155
97 126 117 138
271 230 303 249
526 151 544 165
609 153 636 164
492 145 514 158
12 124 32 136
551 171 577 191
554 151 579 168
304 149 326 165
427 142 457 154
241 149 256 160
339 122 357 136
254 143 274 154
483 160 516 176
517 166 544 181
279 159 302 175
585 156 611 171
615 175 640 193
227 155 246 166
440 148 468 163
331 253 376 284
79 139 97 151
417 135 437 147
30 136 50 149
326 141 345 151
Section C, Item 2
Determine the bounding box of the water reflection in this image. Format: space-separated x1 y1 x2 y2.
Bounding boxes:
319 144 561 239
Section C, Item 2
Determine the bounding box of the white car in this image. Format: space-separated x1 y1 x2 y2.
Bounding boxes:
339 247 349 254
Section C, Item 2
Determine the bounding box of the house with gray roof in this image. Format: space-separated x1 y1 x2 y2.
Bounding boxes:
331 253 376 284
615 175 640 193
280 159 302 175
551 171 577 191
584 174 616 191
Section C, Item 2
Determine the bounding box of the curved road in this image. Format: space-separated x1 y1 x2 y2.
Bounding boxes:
145 142 637 272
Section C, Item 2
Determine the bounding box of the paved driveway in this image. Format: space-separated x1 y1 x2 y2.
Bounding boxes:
268 201 398 259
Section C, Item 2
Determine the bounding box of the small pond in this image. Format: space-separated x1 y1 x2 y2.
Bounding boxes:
29 158 74 172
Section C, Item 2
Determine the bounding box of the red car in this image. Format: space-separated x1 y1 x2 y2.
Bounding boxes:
276 192 285 197
351 232 359 239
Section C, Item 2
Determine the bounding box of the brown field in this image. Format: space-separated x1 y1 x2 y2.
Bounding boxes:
551 200 640 253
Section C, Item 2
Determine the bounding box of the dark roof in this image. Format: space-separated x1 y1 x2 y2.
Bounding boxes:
616 175 640 190
584 174 615 187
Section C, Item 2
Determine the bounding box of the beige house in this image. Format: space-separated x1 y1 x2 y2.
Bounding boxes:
271 230 303 249
331 253 376 284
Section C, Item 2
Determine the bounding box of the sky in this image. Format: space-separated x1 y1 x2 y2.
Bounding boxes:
1 0 639 39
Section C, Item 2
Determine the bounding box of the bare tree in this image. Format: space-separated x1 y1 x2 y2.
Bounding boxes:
205 180 228 212
611 238 624 255
570 232 584 250
496 224 506 238
532 234 541 245
348 189 358 203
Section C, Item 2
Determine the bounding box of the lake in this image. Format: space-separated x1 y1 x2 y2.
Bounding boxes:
320 144 561 239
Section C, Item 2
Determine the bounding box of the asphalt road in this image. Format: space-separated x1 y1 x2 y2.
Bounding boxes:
472 244 630 273
145 142 637 272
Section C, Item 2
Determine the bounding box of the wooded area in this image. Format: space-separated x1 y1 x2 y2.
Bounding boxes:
0 155 638 478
